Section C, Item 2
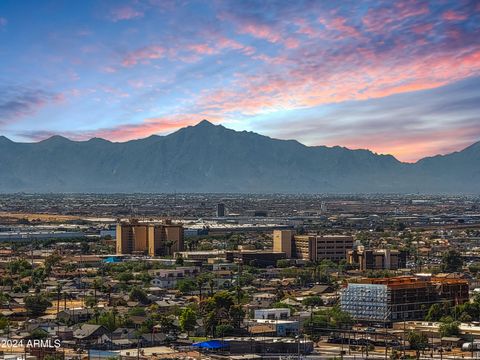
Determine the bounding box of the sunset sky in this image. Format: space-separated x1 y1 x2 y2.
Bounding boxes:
0 0 479 162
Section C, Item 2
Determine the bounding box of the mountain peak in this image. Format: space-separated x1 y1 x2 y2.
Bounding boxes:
194 119 216 128
41 135 71 144
0 135 13 144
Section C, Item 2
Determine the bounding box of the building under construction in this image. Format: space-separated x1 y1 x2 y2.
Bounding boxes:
340 275 469 323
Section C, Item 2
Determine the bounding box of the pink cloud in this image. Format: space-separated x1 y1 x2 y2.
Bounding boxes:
109 6 144 22
239 22 281 43
442 10 467 21
319 16 361 39
411 23 433 34
293 18 317 37
325 124 480 163
122 45 165 66
188 43 216 55
363 1 429 33
70 114 223 142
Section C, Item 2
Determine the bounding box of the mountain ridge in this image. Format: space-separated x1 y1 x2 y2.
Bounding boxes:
0 120 478 194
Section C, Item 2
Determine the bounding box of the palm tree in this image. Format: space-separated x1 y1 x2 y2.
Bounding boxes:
197 276 206 301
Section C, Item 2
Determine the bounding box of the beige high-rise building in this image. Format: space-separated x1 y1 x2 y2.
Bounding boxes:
148 222 184 256
116 220 149 254
272 230 353 262
116 219 184 256
273 230 293 258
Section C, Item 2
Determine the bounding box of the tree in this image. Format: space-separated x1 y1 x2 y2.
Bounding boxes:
328 306 353 329
215 324 234 337
90 310 121 331
177 279 196 294
175 256 184 266
179 307 197 335
129 287 149 304
302 296 324 308
304 314 329 342
439 316 460 337
407 331 428 359
425 303 448 321
441 250 463 273
276 259 290 268
25 294 52 316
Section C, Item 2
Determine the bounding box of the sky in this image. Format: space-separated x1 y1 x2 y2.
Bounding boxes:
0 0 479 162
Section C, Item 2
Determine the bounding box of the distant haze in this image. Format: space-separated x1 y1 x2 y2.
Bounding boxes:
0 120 478 194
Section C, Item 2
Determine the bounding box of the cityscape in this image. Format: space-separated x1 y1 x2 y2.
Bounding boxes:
1 1 480 360
0 194 479 359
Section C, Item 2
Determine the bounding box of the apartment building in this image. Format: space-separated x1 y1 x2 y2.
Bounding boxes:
273 230 353 262
116 219 184 256
340 275 469 323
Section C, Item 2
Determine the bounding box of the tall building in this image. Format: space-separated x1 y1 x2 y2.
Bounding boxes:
116 219 184 256
273 230 353 262
340 275 469 323
116 219 149 254
348 248 407 271
216 203 225 217
273 230 293 258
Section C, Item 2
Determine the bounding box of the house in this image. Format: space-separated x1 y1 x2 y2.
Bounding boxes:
254 308 291 320
57 308 93 323
247 319 299 337
251 293 276 308
149 267 200 289
73 324 109 343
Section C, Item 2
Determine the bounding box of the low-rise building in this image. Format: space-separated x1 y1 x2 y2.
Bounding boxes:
254 308 290 320
347 248 407 271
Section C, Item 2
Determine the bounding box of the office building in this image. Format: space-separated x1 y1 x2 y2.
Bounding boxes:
347 248 407 271
116 219 184 256
273 230 353 262
273 230 293 258
340 275 469 323
216 203 225 217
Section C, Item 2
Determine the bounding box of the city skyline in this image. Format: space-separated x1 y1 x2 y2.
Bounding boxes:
1 0 479 162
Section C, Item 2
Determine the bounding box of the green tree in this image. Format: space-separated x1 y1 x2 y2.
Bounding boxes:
25 294 52 316
89 310 121 331
215 324 234 337
425 303 448 321
177 279 196 294
129 287 149 304
179 307 197 335
302 296 324 308
441 250 463 272
407 331 429 360
439 316 460 337
276 259 290 268
304 314 329 342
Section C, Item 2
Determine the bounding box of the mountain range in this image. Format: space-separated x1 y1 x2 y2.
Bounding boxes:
0 120 478 194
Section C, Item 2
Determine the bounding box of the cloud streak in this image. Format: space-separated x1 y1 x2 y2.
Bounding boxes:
0 86 63 125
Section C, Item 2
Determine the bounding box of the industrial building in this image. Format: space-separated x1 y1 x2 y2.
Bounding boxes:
273 230 353 262
340 275 469 323
347 247 407 271
116 219 184 256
